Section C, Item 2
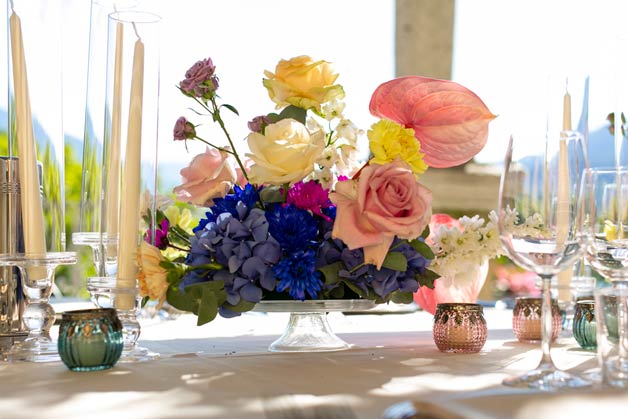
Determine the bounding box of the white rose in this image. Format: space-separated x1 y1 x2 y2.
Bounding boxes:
246 118 324 185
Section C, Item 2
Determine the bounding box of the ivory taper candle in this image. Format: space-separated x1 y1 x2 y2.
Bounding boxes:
116 33 144 310
556 84 572 301
106 21 124 241
10 10 47 277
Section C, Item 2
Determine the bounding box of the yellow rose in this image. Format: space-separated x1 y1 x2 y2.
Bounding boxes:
368 119 428 175
246 118 325 185
263 55 345 112
137 242 169 309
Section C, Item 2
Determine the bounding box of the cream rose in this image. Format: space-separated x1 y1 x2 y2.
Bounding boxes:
246 118 324 185
330 159 432 269
137 242 169 309
263 55 345 112
173 147 236 207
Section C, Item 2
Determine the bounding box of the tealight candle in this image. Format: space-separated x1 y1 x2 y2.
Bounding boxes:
432 303 487 353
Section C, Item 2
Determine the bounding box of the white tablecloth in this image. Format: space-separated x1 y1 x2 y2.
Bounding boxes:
0 305 625 419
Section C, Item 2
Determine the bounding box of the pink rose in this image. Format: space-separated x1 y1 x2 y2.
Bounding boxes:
330 159 432 269
173 147 236 207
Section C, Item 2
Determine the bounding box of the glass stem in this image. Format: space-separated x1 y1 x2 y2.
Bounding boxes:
616 282 628 363
539 274 556 368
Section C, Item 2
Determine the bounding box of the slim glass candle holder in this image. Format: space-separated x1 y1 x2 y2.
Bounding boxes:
73 0 138 277
77 10 161 363
86 277 157 362
2 0 77 362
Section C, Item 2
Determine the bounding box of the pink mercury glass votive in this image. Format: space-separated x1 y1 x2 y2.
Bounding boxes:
512 297 562 343
432 303 487 353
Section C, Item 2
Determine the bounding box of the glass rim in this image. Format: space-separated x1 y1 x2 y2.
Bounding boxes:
61 307 118 320
435 303 483 311
109 10 161 24
514 296 557 303
583 166 628 174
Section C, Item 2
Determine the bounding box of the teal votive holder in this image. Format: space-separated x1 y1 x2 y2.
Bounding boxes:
58 308 124 371
572 300 596 351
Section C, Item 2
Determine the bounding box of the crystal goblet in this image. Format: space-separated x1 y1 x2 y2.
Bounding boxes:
498 130 589 390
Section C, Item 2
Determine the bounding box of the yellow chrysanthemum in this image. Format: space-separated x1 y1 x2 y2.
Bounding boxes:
367 119 428 175
164 206 194 234
605 220 618 241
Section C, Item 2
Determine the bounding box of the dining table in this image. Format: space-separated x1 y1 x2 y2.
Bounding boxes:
0 301 626 419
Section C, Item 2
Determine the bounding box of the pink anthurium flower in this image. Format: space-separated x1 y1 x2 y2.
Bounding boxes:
369 76 496 168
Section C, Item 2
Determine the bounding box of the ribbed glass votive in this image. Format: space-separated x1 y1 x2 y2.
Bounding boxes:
512 297 561 342
572 300 596 350
433 303 487 353
57 308 123 371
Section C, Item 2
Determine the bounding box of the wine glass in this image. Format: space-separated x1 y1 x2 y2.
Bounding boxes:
498 130 589 389
579 167 628 386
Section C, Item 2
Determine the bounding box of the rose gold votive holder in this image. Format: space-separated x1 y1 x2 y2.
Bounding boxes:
433 303 487 353
512 297 561 342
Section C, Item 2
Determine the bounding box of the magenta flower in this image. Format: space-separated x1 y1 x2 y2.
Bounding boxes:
145 218 170 250
179 58 219 98
173 116 196 141
286 181 332 221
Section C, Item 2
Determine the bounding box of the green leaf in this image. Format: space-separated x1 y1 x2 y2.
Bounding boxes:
328 285 345 299
390 291 414 305
318 261 345 285
381 252 408 271
166 286 196 312
409 239 435 260
266 113 280 123
259 186 286 204
186 279 225 293
342 279 370 300
278 105 307 124
421 225 430 239
416 269 440 289
141 296 150 307
221 103 239 116
196 288 218 326
222 299 256 313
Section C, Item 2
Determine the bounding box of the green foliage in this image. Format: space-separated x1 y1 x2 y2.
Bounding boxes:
409 238 435 260
267 105 307 125
416 269 440 290
167 280 227 326
381 251 408 271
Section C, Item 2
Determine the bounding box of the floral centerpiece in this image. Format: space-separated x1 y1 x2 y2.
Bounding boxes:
138 55 495 325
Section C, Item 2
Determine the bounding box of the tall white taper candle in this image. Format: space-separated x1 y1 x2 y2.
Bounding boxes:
556 85 572 301
116 32 144 310
10 10 47 277
106 21 124 241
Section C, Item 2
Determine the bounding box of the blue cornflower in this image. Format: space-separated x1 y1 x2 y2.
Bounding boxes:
266 204 318 252
274 250 322 300
194 184 261 232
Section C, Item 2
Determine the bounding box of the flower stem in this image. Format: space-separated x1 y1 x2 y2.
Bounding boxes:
168 243 190 252
209 97 249 181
